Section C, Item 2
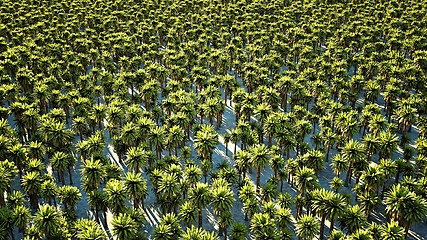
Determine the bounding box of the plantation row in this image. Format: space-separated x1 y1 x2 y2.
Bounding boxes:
0 0 426 239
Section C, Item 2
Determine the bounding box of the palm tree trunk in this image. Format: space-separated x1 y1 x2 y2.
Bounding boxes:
68 167 73 185
344 162 352 187
61 171 65 186
329 217 335 236
256 167 261 192
199 209 203 228
319 215 326 240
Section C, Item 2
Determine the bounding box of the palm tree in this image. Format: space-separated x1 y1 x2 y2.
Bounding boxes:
378 131 399 160
194 124 219 162
58 185 82 211
330 177 343 193
295 214 319 240
105 179 127 216
338 205 366 235
111 213 138 240
81 158 105 193
180 225 205 240
75 218 107 240
322 129 337 161
311 188 333 240
12 205 31 235
343 140 364 187
149 126 166 159
380 222 405 240
72 116 87 141
249 144 270 191
179 200 198 230
184 164 202 187
230 129 241 155
34 204 68 240
219 211 233 239
188 182 211 228
125 146 146 173
168 125 185 157
384 184 427 237
123 171 148 209
87 190 107 225
211 185 235 226
331 154 348 178
250 213 278 240
21 171 42 209
50 151 69 185
275 207 293 231
159 172 181 214
359 190 380 219
295 166 317 198
229 222 247 240
234 150 251 181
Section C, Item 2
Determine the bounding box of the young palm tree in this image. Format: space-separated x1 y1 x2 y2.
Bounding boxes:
249 144 270 191
111 213 138 240
295 214 319 240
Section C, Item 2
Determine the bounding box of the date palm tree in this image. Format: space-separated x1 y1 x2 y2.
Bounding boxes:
378 131 399 160
150 126 166 159
322 129 337 162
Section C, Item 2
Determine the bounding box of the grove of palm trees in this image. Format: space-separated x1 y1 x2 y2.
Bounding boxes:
0 0 426 239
